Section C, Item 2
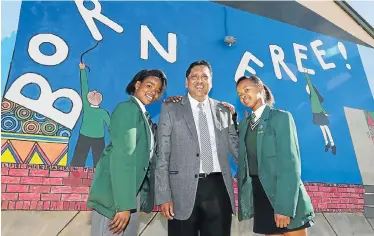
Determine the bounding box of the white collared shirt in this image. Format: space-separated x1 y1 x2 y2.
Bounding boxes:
132 96 154 159
252 104 266 122
188 93 221 173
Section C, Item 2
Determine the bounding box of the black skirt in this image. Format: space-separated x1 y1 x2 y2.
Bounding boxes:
252 176 312 235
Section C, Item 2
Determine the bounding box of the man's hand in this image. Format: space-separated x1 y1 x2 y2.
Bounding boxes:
109 210 131 234
160 202 174 220
221 102 236 115
274 214 290 228
163 96 182 103
79 62 86 70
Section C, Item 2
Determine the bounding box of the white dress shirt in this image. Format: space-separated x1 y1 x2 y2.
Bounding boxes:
133 96 154 159
188 93 221 173
252 104 267 122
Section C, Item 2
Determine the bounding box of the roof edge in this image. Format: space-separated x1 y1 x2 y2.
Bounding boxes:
335 1 374 42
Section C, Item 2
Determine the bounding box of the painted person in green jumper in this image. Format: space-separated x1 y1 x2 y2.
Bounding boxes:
364 110 374 144
88 69 168 236
236 75 314 236
70 63 111 167
304 73 336 155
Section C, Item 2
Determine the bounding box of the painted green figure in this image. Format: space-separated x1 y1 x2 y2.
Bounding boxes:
70 63 111 167
364 111 374 144
304 73 336 155
364 111 374 124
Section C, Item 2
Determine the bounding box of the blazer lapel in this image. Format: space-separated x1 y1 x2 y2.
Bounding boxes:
129 96 151 155
143 119 151 156
181 95 199 146
240 117 250 187
256 105 271 171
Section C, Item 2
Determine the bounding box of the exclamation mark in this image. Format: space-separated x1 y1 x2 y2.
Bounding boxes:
338 42 351 70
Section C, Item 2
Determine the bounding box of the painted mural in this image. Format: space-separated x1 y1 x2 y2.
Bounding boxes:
2 1 374 189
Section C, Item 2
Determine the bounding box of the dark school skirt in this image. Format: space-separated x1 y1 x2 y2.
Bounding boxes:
313 112 329 126
251 176 313 235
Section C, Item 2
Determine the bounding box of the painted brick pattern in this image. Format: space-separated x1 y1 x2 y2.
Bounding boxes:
304 183 365 213
1 163 92 211
1 163 365 212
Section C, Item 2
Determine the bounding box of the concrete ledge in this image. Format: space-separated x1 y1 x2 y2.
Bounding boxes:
1 211 78 236
324 213 374 236
364 206 374 218
364 193 374 205
139 212 167 236
3 211 374 236
58 211 91 236
308 213 336 236
367 218 374 229
365 185 374 193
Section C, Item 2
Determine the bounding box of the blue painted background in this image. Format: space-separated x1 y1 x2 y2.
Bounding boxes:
4 1 374 184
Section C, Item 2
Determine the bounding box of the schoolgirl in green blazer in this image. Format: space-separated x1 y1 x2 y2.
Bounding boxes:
236 75 314 236
87 69 167 235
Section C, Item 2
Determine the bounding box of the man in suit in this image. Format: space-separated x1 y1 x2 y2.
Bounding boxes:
155 60 239 236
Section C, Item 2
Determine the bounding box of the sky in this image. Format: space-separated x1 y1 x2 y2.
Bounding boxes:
347 0 374 27
1 0 21 40
1 0 21 94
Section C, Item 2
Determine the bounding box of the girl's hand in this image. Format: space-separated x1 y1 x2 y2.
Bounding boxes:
110 210 131 234
274 214 290 228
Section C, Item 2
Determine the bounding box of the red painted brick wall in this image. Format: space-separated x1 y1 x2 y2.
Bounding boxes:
2 163 91 210
305 183 364 213
1 163 365 212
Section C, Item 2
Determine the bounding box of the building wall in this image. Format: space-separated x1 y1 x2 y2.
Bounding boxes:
297 0 374 48
1 1 373 214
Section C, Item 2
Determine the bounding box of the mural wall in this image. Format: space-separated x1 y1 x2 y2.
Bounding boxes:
2 1 373 212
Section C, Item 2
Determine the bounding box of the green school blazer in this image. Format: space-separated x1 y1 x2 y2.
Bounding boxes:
87 97 155 219
237 105 315 229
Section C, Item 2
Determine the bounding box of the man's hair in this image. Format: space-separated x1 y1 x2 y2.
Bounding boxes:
185 60 213 78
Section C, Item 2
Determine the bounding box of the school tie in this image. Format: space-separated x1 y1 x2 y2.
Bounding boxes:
250 113 259 130
250 113 256 124
197 103 214 174
144 112 156 154
144 112 153 128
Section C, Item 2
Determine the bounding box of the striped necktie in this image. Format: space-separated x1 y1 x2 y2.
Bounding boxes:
144 112 153 128
197 103 214 174
250 112 259 130
144 112 156 152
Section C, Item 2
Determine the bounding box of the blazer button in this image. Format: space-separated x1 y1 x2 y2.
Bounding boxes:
196 153 199 157
195 174 198 178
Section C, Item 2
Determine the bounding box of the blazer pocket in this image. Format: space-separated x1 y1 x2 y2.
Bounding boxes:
168 171 178 174
263 135 277 158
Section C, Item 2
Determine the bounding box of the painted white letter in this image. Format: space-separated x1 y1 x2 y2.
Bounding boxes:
269 45 297 82
293 43 315 75
310 39 336 70
4 73 82 130
28 34 69 66
234 51 264 81
140 25 177 63
75 0 124 41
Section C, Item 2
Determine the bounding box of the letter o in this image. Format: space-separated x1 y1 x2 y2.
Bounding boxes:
28 34 69 66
